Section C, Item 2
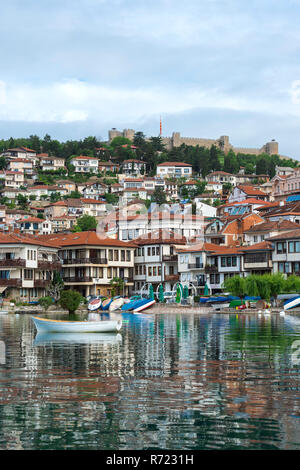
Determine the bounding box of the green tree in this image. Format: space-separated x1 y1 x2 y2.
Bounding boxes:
109 277 125 296
223 275 246 300
38 296 54 312
72 214 97 232
59 289 83 315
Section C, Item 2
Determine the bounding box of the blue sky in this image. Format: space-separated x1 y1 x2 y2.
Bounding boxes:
1 0 300 159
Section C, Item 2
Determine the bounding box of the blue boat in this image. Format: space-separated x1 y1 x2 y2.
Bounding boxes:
121 298 150 311
101 298 113 311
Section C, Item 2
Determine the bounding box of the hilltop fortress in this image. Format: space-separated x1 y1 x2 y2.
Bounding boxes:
108 128 292 160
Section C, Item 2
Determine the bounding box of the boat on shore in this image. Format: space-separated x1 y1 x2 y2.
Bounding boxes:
101 298 113 311
284 296 300 310
88 297 102 311
109 297 125 311
32 316 122 333
122 298 154 312
133 299 155 313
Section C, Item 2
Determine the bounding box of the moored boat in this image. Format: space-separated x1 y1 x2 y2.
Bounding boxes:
101 298 113 311
133 299 156 313
88 297 102 311
121 298 152 312
109 297 125 311
32 316 122 333
284 296 300 310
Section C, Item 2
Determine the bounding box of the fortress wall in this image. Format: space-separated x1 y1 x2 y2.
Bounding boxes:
233 146 262 156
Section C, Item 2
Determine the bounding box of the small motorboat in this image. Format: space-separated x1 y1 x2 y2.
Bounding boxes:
88 297 102 311
32 316 122 333
133 299 156 314
109 297 125 312
101 298 113 311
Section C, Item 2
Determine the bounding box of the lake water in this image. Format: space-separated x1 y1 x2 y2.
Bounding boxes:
0 311 300 450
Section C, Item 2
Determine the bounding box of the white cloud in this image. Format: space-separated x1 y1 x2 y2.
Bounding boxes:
0 78 299 125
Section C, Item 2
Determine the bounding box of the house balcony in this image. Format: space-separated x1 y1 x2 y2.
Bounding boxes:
188 263 204 269
0 279 22 287
38 260 62 270
204 264 218 273
0 259 25 267
34 279 49 288
164 274 180 282
63 276 93 283
62 258 108 265
244 260 273 270
162 255 178 262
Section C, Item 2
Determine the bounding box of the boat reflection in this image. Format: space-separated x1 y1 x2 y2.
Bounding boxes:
33 332 122 346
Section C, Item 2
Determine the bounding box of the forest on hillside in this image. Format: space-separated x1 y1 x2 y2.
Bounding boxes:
0 132 297 179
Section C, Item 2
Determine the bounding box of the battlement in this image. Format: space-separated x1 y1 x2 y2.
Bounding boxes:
108 128 281 157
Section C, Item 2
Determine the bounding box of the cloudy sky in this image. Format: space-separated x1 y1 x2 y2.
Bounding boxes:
1 0 300 158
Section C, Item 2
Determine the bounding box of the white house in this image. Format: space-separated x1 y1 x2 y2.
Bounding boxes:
70 156 99 174
156 162 192 179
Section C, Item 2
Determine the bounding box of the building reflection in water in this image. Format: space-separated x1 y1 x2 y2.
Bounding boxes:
0 312 299 449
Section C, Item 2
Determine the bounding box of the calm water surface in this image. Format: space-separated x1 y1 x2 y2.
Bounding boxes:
0 311 300 450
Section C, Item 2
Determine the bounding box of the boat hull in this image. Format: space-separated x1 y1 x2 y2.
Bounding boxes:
88 298 102 311
101 298 113 311
284 296 300 310
32 316 122 333
133 299 155 313
109 298 125 311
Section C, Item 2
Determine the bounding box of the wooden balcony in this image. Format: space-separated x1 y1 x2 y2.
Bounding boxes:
204 264 218 273
63 277 93 283
0 279 22 287
34 279 49 288
38 260 62 270
162 255 178 262
62 258 108 265
0 259 25 267
164 274 180 282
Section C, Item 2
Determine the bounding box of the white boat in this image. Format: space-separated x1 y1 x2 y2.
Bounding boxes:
284 296 300 310
32 316 122 333
109 297 125 312
211 303 230 310
133 299 156 314
88 298 102 311
33 332 122 346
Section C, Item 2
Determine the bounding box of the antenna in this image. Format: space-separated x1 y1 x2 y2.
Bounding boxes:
160 116 162 136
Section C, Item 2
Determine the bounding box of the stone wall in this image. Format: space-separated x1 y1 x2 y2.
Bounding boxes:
108 128 282 157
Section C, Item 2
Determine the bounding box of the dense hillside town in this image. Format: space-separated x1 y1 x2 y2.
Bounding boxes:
0 129 300 303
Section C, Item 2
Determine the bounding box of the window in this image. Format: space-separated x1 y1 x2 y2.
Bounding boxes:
221 257 226 267
148 267 152 276
114 250 119 261
107 267 112 278
24 269 33 280
126 250 131 262
156 246 160 256
277 242 286 254
152 247 155 256
288 241 300 253
108 250 113 261
278 262 290 273
121 250 125 261
147 247 151 256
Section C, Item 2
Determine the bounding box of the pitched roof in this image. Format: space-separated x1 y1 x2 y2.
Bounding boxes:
157 161 192 167
237 185 267 196
267 229 300 241
0 232 59 248
244 220 300 233
241 241 273 252
36 231 137 248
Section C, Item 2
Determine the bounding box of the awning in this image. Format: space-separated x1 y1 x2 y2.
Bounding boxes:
0 287 7 293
